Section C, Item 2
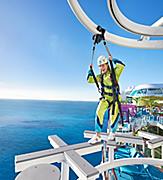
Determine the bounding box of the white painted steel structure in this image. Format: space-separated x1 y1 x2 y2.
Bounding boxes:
140 17 163 40
138 131 163 159
15 138 103 173
107 0 163 36
67 0 163 49
48 135 99 180
96 158 163 174
15 164 60 180
84 130 145 147
15 134 163 179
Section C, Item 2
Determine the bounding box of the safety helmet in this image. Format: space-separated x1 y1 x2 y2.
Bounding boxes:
97 55 108 66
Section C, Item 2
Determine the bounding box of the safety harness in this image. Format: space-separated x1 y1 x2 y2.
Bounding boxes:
90 25 124 126
101 74 113 96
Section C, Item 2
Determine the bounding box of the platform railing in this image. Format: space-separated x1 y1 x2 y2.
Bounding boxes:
15 131 163 180
96 158 163 174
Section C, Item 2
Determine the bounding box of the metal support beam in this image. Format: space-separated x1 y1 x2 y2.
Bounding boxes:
49 135 99 180
61 162 69 180
84 130 144 146
15 137 103 173
147 137 163 149
142 143 145 154
64 150 98 180
108 147 114 163
48 136 69 180
151 148 155 158
15 149 64 173
138 131 162 140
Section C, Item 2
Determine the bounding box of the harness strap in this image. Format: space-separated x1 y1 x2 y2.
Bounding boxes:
107 100 113 107
101 75 112 89
102 84 112 89
91 25 124 126
101 73 116 97
102 92 113 96
99 97 113 107
90 65 101 93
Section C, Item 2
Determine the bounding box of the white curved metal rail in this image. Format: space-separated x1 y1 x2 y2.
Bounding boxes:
96 158 163 174
107 0 163 36
67 0 163 49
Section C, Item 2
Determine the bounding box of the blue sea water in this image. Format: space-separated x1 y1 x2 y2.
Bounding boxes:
0 99 107 180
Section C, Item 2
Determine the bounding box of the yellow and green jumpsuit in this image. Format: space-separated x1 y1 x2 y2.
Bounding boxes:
87 59 125 133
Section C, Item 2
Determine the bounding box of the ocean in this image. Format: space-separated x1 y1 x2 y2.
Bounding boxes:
0 99 108 180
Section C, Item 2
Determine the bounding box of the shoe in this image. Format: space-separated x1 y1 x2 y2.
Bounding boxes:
108 132 115 141
88 134 101 144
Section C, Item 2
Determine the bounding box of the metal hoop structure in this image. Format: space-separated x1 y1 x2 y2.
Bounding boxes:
107 0 163 36
68 0 163 49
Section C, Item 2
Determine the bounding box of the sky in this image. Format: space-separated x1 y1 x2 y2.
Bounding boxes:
0 0 163 101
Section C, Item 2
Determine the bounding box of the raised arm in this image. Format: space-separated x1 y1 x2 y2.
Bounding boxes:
113 58 125 81
87 69 101 83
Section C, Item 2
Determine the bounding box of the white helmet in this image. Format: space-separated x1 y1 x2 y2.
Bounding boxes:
97 55 108 66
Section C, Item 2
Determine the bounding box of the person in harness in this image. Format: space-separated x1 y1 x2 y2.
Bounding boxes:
87 55 125 144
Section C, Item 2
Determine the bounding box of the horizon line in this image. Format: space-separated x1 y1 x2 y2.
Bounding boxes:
0 97 98 102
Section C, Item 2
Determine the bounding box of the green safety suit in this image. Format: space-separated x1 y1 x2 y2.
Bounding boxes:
87 59 125 132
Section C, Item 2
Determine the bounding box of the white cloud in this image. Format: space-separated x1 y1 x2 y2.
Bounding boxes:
0 81 6 86
0 84 98 101
0 87 56 100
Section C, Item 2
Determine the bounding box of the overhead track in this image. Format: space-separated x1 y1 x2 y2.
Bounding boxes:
67 0 163 49
107 0 163 36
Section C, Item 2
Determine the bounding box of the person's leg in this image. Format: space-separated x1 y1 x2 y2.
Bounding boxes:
88 99 108 144
108 102 120 140
95 99 109 132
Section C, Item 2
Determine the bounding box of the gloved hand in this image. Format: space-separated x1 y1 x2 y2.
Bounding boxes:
87 69 93 80
88 69 93 76
112 58 125 66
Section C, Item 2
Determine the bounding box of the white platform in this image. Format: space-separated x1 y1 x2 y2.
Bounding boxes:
15 164 60 180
